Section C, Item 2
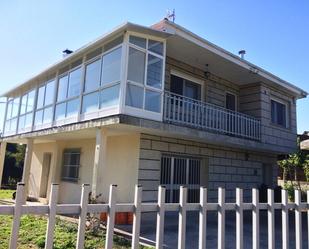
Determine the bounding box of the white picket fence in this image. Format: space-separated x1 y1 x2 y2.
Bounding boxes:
0 183 308 249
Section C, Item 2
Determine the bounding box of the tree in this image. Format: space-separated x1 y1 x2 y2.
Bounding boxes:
278 138 309 189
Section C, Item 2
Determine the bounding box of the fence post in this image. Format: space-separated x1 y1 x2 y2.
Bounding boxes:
178 186 187 249
198 187 207 249
105 184 117 249
156 186 166 249
252 188 259 249
9 182 25 249
45 183 59 249
267 189 275 249
76 184 90 249
295 189 302 249
236 188 243 249
132 185 142 249
281 189 289 249
218 187 225 249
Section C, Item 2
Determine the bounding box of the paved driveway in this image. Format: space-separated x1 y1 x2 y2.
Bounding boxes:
118 210 308 248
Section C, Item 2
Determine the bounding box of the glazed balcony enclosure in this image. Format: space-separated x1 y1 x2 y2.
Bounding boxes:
2 30 262 141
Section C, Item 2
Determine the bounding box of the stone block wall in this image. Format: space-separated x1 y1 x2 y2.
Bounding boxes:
138 134 278 203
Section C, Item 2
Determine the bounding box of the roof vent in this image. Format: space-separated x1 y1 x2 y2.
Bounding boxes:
238 50 246 59
62 49 73 57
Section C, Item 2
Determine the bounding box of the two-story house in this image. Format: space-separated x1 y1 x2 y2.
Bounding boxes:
0 19 307 204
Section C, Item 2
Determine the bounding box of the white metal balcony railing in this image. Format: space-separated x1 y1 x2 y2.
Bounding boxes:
163 92 261 141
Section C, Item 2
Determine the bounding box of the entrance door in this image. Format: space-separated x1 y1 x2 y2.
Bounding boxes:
160 155 201 203
40 153 51 198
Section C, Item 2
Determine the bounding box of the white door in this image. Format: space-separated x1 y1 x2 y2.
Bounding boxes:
161 155 201 203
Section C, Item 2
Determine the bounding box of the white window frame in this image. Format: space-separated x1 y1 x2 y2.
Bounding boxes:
122 31 166 121
270 97 289 128
17 88 36 134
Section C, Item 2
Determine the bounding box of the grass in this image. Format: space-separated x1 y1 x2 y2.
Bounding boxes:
0 190 151 249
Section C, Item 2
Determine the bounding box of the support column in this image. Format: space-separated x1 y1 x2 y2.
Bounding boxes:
0 142 7 188
22 138 34 199
91 128 108 198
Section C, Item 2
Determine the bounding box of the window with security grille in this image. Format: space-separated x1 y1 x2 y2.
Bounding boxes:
61 149 81 182
160 155 201 203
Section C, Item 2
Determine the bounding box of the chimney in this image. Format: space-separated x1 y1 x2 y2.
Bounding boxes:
62 49 73 57
238 50 246 59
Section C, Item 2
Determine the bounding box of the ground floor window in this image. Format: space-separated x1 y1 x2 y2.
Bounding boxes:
160 155 201 203
61 149 81 182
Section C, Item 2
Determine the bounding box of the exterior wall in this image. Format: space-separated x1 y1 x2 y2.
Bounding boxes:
28 133 140 204
165 57 240 108
240 82 297 152
97 133 140 203
138 134 277 202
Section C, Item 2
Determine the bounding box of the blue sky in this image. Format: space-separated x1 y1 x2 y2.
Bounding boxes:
0 0 308 133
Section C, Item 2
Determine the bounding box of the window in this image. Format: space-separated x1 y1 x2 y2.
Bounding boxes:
56 68 82 120
5 97 20 133
225 93 236 111
170 74 201 100
34 80 55 127
18 89 35 132
62 149 81 182
271 99 287 127
82 46 122 115
125 35 164 114
161 155 201 203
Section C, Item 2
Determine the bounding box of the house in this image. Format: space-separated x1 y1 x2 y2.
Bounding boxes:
0 19 307 205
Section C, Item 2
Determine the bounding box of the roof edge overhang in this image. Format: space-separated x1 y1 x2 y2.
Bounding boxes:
1 22 173 97
153 19 307 99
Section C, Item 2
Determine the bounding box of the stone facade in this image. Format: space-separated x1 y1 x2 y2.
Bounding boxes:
138 134 278 202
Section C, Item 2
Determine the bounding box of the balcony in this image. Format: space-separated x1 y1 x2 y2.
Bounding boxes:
163 92 261 141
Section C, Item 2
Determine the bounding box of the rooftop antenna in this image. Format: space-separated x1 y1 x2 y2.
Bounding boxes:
166 9 176 22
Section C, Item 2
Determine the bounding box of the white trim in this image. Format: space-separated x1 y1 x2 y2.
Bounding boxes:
170 69 204 85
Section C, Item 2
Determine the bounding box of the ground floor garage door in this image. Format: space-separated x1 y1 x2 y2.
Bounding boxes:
160 155 201 203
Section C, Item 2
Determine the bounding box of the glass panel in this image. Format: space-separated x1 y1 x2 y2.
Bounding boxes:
145 90 161 112
6 101 13 120
5 121 10 132
20 94 27 115
18 115 25 130
125 83 143 109
101 47 121 85
184 81 200 100
37 86 45 109
27 90 35 112
148 40 163 55
34 110 43 125
68 68 82 98
82 92 99 113
55 103 66 121
127 47 145 84
104 36 123 51
43 106 53 124
25 113 33 127
146 54 162 89
10 118 17 132
100 84 120 108
170 75 184 95
12 98 20 118
84 59 101 93
129 36 146 48
57 75 68 101
45 80 55 106
66 98 79 117
226 93 236 111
